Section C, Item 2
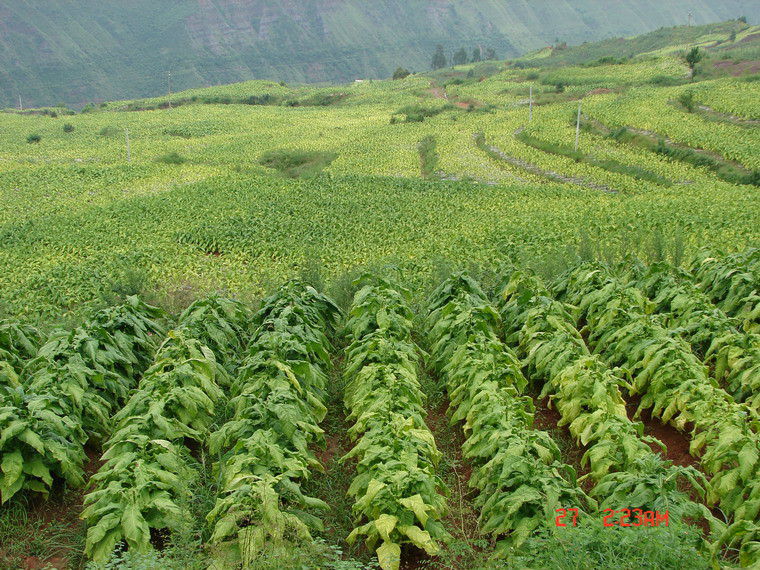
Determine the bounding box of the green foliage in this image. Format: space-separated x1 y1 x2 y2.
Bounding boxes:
0 384 86 503
499 270 713 521
343 276 449 569
259 149 337 178
392 67 411 80
0 297 165 504
432 45 447 70
418 135 438 178
425 273 592 555
82 295 248 562
0 319 43 376
606 125 760 187
99 126 119 138
691 248 760 331
206 282 340 568
393 103 452 123
686 47 704 70
625 260 760 411
63 123 75 133
511 518 715 570
453 48 468 66
552 263 760 560
679 89 696 112
26 133 41 144
518 130 673 186
155 151 187 165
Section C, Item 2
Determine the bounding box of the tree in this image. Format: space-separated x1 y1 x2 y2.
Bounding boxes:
685 46 703 79
432 45 447 70
484 47 497 60
678 90 695 112
453 48 468 66
392 67 411 80
738 15 747 24
471 47 482 63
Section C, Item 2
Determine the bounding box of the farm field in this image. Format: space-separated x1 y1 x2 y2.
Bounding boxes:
1 20 759 570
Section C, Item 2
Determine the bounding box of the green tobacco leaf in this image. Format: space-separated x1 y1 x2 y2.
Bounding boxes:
1 449 23 489
122 502 151 551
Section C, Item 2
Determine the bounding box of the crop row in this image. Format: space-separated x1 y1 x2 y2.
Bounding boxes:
425 273 589 556
553 264 760 566
691 248 760 334
205 282 341 567
499 269 712 520
342 277 449 570
627 260 760 411
1 297 165 504
82 296 250 561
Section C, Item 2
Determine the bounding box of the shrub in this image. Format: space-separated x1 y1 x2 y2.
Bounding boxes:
392 67 411 80
393 103 452 123
156 152 187 165
678 90 696 112
649 75 685 86
418 135 438 178
258 149 336 178
26 133 41 144
63 123 75 133
98 126 119 137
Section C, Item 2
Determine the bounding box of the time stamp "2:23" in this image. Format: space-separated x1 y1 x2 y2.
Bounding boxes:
555 508 670 527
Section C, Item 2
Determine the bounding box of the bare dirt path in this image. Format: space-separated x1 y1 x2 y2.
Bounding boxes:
429 81 476 109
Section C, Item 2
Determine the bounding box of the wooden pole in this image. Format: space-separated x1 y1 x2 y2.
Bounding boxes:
167 72 172 109
575 100 582 151
125 128 131 163
529 85 533 122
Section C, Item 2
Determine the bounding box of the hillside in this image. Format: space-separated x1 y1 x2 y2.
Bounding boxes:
1 0 758 109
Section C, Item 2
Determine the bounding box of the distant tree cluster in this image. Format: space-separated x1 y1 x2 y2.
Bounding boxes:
432 45 497 70
392 67 411 80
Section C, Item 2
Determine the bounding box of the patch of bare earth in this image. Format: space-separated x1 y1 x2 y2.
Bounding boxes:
713 59 760 76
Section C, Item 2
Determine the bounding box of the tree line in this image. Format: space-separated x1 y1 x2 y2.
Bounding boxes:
433 45 497 69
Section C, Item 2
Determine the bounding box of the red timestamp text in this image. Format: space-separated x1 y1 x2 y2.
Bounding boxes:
555 508 669 527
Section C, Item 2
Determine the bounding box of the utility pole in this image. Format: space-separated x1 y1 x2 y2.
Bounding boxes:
18 94 22 111
125 128 131 163
529 85 533 122
575 100 582 152
688 12 693 27
167 71 172 109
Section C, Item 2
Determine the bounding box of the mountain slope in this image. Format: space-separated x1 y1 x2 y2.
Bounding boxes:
1 0 757 108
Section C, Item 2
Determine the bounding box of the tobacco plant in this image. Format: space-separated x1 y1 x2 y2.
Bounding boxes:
343 276 449 570
425 272 590 557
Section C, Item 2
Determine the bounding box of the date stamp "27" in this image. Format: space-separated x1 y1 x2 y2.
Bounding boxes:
555 508 670 527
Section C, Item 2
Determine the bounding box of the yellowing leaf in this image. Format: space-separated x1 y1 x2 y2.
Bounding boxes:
376 541 401 570
374 513 398 542
398 524 439 555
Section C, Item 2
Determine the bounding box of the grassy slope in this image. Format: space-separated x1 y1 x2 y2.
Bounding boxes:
516 21 760 67
1 0 757 108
